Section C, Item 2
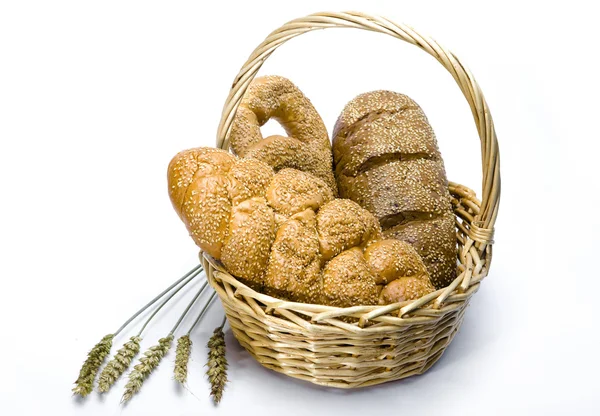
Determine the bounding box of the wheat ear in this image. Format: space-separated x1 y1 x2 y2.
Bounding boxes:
72 334 114 397
174 335 192 384
173 291 216 385
206 316 228 404
121 279 208 401
72 265 202 397
97 336 141 393
122 335 174 403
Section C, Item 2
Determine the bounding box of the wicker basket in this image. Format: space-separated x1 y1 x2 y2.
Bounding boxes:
203 11 500 388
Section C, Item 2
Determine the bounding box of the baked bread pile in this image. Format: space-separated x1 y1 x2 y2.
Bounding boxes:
168 148 433 307
168 76 457 307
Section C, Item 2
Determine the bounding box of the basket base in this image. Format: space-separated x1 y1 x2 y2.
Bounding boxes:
223 299 468 389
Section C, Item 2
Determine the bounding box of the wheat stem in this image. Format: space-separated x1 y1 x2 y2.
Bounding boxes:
115 264 202 336
118 272 207 400
137 270 202 337
170 288 215 386
72 265 203 398
170 281 208 335
218 315 227 330
187 292 217 335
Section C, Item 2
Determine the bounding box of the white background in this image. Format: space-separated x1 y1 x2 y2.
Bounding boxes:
1 1 599 415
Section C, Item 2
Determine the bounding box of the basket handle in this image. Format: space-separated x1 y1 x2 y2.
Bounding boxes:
216 11 500 236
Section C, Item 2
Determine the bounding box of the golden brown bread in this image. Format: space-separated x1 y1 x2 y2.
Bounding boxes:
265 209 322 303
363 240 435 305
167 148 234 258
227 157 275 205
316 199 382 261
365 239 435 305
168 147 435 306
221 197 275 282
363 239 428 285
333 91 456 289
321 240 434 307
383 210 456 289
321 247 379 307
378 277 435 305
168 147 276 287
265 168 334 218
228 75 337 194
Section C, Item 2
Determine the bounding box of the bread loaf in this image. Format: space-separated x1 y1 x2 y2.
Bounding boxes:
265 209 322 303
220 197 275 282
228 75 337 194
321 247 379 307
316 198 382 261
332 91 456 289
265 168 334 217
168 147 276 285
168 147 435 306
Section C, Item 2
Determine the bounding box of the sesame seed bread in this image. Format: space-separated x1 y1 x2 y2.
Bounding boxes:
333 91 457 289
321 247 380 307
228 75 337 194
378 277 435 305
316 199 382 262
364 240 435 304
265 168 334 217
220 197 276 282
168 148 276 282
168 147 435 306
264 209 322 303
363 239 428 285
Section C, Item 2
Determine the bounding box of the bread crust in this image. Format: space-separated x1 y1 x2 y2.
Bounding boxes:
265 168 334 218
333 91 456 289
378 277 435 305
265 209 322 303
316 199 382 262
363 240 428 285
322 247 379 307
168 148 275 282
221 197 275 283
229 75 337 194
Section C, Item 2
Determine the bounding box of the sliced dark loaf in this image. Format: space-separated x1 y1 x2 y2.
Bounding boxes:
332 91 456 289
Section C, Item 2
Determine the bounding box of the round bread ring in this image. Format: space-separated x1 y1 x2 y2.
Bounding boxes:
229 75 337 194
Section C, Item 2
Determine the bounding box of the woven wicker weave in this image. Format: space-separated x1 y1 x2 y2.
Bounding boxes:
204 11 500 388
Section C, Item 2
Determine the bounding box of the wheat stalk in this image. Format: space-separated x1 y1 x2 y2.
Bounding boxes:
174 335 192 384
72 265 202 398
96 268 198 394
120 280 210 401
168 283 208 386
122 335 174 403
172 291 217 385
97 336 142 393
115 265 202 336
206 317 228 404
72 334 114 397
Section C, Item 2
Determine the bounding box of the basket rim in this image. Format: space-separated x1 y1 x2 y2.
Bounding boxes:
203 181 489 329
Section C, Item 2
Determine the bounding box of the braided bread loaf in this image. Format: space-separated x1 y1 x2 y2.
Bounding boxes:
228 75 337 194
333 91 457 289
168 147 434 306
